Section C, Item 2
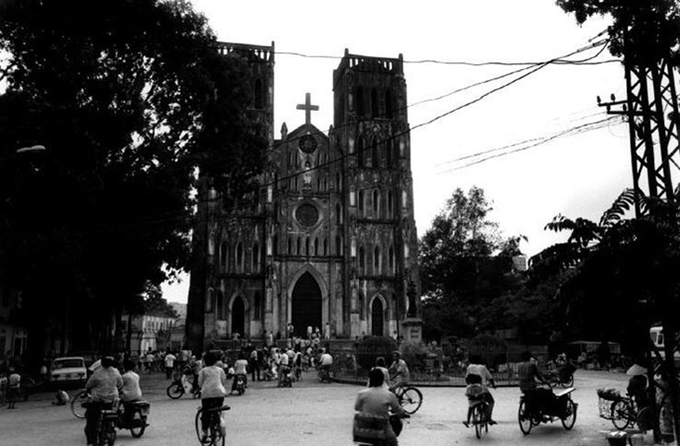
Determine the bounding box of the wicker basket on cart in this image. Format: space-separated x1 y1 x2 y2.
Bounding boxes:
597 388 621 420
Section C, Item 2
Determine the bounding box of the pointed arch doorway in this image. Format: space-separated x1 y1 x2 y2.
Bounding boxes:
231 296 245 338
371 297 384 336
292 272 322 337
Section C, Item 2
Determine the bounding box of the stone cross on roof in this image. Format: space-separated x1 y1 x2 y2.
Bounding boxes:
296 92 319 125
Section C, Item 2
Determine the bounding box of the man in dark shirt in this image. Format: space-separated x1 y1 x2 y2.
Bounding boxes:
517 351 549 417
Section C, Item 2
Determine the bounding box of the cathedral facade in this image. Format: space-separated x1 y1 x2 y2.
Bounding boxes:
187 42 421 346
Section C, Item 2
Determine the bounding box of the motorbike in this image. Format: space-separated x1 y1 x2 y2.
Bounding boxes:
166 372 200 399
115 400 150 438
277 367 292 388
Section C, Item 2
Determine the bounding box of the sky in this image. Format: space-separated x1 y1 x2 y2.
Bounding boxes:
162 0 630 304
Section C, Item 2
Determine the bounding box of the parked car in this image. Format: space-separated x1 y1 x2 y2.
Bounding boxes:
50 357 87 387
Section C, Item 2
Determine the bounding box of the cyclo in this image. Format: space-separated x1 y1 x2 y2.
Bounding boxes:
517 384 578 434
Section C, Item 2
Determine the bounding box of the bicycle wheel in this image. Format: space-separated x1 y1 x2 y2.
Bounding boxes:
611 399 632 430
518 400 533 435
129 409 146 438
195 408 203 443
210 418 225 446
473 405 485 439
399 387 423 415
561 399 577 430
71 389 88 419
166 382 184 399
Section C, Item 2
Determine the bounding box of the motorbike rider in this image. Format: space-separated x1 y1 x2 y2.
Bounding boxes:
231 352 249 392
120 359 142 424
318 348 333 380
84 355 123 446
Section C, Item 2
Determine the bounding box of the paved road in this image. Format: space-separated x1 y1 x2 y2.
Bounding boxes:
0 369 632 446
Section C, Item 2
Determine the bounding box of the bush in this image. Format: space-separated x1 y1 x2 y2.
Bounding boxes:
399 342 428 372
354 336 397 371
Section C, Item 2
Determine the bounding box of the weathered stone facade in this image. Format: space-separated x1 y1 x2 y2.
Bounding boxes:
188 43 421 346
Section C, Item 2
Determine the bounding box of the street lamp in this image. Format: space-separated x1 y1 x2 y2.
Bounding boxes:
15 145 46 155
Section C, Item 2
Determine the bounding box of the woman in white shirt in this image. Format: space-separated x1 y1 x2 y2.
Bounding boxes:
198 352 228 441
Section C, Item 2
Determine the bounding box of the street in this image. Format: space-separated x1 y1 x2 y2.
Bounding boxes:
0 369 632 446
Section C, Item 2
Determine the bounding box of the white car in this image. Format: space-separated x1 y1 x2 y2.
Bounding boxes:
50 357 87 386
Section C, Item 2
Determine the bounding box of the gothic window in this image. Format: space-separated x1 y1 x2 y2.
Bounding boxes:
297 238 301 255
387 190 394 218
359 246 366 272
386 139 393 167
254 79 264 109
371 139 378 168
358 137 364 167
323 239 328 255
374 246 381 274
288 237 292 255
336 236 343 256
305 237 310 256
356 86 365 117
314 238 319 256
336 203 342 224
372 190 380 218
385 89 393 119
252 243 260 272
236 243 244 272
389 245 395 274
359 191 365 217
336 172 341 190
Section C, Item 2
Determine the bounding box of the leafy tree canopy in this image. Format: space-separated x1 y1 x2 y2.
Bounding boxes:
0 0 265 354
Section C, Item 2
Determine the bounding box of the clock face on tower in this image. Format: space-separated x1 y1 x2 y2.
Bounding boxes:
299 135 318 154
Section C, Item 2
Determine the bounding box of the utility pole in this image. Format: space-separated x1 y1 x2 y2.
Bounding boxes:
597 4 680 442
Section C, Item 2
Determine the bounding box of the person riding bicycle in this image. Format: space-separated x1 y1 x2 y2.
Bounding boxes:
370 357 391 390
388 351 410 393
318 348 333 378
354 368 406 446
120 359 142 424
463 373 486 427
465 355 496 425
84 355 123 446
198 351 228 443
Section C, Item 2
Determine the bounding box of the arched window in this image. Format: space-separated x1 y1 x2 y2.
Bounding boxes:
359 190 365 217
371 88 379 117
336 172 341 190
314 238 319 256
359 246 366 271
336 203 342 224
385 89 393 119
356 86 365 117
386 140 393 167
296 238 301 255
288 237 292 255
205 288 215 313
336 236 343 256
372 190 380 218
358 137 365 167
389 245 395 274
374 246 381 274
371 139 378 168
216 290 224 319
323 239 328 255
305 237 310 256
236 243 244 272
387 190 394 218
252 243 260 272
254 79 264 109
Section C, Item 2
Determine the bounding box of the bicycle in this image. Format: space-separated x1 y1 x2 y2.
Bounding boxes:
394 385 423 415
71 389 90 419
194 403 231 446
465 398 490 439
597 388 652 431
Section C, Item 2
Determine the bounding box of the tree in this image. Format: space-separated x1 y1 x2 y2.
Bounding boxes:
531 188 680 440
0 0 264 364
419 187 526 340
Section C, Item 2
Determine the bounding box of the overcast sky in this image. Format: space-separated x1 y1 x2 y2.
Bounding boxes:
163 0 629 303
